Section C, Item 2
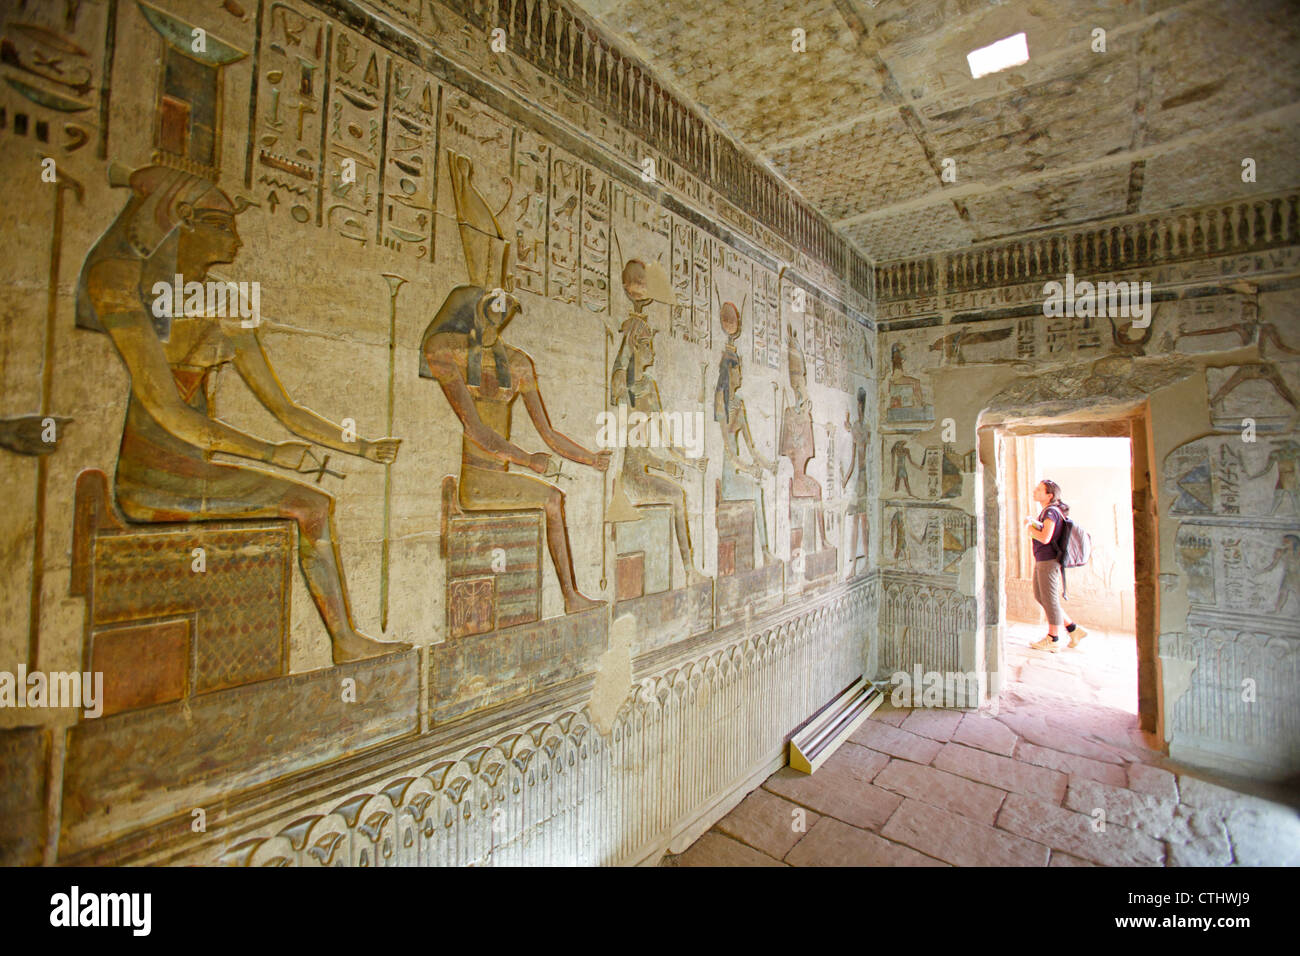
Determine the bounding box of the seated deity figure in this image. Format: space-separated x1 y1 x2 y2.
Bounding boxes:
714 300 776 565
77 163 407 663
609 259 707 585
420 151 610 614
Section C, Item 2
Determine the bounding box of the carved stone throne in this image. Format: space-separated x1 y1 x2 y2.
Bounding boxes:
715 478 755 576
790 497 836 584
70 469 294 717
612 503 673 600
439 475 543 638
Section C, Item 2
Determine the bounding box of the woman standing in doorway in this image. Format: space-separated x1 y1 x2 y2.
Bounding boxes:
1026 479 1087 651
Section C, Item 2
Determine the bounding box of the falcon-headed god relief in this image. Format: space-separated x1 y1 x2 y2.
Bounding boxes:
420 151 610 614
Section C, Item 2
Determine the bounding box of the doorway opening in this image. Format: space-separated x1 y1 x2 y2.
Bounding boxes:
1002 434 1137 713
978 409 1160 739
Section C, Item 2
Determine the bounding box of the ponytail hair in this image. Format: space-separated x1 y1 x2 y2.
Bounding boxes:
1040 478 1069 516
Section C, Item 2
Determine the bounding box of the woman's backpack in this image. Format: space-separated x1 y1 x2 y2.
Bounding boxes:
1055 515 1091 601
1056 515 1092 568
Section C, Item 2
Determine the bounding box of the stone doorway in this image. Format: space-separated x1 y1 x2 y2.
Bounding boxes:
977 409 1160 739
1004 435 1138 713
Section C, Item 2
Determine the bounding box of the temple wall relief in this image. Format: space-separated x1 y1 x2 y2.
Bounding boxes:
0 0 875 864
874 221 1300 779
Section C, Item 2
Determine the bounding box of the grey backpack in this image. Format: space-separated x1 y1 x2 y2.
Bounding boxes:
1056 515 1091 569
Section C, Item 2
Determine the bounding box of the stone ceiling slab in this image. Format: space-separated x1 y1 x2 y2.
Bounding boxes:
576 0 885 150
920 54 1139 185
1144 0 1300 147
963 167 1131 241
768 111 936 220
1140 111 1300 213
843 200 975 261
572 0 1300 263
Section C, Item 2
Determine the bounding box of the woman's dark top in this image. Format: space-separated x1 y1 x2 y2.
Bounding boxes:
1033 504 1066 561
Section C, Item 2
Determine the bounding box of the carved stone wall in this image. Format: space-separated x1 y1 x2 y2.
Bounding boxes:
0 0 878 865
873 208 1300 779
142 578 871 866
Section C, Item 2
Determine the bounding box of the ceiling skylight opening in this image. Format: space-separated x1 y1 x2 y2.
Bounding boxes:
966 32 1029 79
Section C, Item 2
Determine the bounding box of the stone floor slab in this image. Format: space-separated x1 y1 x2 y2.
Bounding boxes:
951 713 1019 756
997 792 1165 866
1177 774 1272 813
1162 806 1234 867
784 816 948 867
849 719 944 764
1048 852 1098 866
1016 741 1129 787
763 757 902 831
872 758 1007 825
671 831 786 867
715 786 821 860
898 708 965 742
1064 776 1176 832
882 797 1049 867
869 707 909 727
1225 806 1300 866
995 709 1131 765
1127 762 1179 802
932 742 1067 803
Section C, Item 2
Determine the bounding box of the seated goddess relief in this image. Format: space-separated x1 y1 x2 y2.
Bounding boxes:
77 163 408 663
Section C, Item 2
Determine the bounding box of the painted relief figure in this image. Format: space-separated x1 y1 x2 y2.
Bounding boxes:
610 260 708 584
714 301 776 564
890 438 921 496
1250 534 1300 614
886 343 932 425
780 325 828 548
1245 440 1300 515
421 152 610 614
842 387 870 577
77 164 407 663
888 509 911 568
1177 313 1300 411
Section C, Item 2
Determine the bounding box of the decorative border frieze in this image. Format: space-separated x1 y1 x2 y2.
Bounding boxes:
1161 626 1299 775
330 0 873 301
105 578 875 866
875 192 1300 319
876 571 973 677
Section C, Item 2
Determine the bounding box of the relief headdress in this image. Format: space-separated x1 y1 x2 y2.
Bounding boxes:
76 163 247 340
421 152 519 391
417 284 517 392
610 256 672 406
447 149 513 293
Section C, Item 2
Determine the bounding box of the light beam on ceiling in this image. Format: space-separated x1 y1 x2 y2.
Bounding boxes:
967 32 1030 79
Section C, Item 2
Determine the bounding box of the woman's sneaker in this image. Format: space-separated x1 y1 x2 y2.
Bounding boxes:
1030 634 1061 653
1067 625 1088 648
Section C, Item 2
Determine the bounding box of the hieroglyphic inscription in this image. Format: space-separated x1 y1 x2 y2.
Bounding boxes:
511 126 549 297
579 164 610 315
251 1 328 224
548 147 580 305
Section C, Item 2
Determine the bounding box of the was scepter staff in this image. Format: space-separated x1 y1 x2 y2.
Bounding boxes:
379 272 406 632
